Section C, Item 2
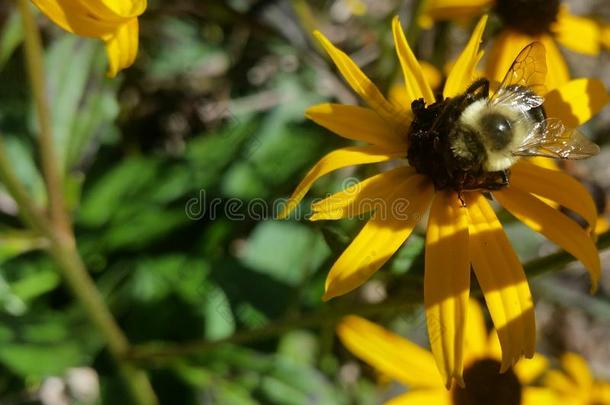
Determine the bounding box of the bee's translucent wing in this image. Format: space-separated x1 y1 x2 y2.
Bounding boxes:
490 42 547 110
513 118 600 159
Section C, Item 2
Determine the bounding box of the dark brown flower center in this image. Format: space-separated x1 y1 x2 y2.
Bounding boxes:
452 359 522 405
495 0 561 36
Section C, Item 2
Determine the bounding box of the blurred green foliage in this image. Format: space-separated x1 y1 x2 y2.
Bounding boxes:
0 1 606 404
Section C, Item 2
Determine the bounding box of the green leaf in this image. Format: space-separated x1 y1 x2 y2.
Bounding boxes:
43 35 119 172
78 157 159 227
0 11 23 71
0 229 46 264
2 135 46 205
241 221 330 287
0 342 83 377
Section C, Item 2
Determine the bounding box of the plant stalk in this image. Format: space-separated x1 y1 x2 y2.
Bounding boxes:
17 0 70 238
13 2 158 404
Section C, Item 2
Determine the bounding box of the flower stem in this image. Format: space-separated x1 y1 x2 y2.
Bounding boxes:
14 2 158 404
17 0 70 238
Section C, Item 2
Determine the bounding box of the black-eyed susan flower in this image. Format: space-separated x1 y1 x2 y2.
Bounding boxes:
279 15 609 386
338 300 556 403
419 0 610 89
545 352 610 405
31 0 146 77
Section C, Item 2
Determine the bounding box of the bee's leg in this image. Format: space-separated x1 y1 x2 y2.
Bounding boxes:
481 80 490 99
500 170 509 186
457 191 466 207
465 78 490 100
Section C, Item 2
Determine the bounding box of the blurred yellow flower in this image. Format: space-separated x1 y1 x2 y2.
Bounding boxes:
545 352 610 405
31 0 146 77
419 0 610 89
279 15 608 387
338 300 556 403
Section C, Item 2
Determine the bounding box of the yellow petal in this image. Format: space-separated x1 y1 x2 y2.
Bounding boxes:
485 329 502 362
337 316 444 388
543 78 610 129
553 7 601 56
602 25 610 50
592 382 610 404
31 0 119 36
385 390 451 405
392 16 435 105
494 187 600 292
514 353 549 384
539 35 571 90
561 352 593 390
314 31 408 130
486 31 569 90
277 146 403 219
104 19 139 77
444 15 487 98
522 387 559 405
305 103 406 149
510 160 598 231
596 217 610 235
544 370 577 394
464 299 488 362
310 166 415 221
424 191 470 388
418 0 492 28
389 84 411 110
464 192 535 371
84 0 147 19
323 176 434 300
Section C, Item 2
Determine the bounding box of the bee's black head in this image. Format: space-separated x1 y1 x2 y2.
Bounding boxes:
495 0 560 36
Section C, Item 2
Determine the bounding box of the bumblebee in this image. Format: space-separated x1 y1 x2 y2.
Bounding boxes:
407 42 599 194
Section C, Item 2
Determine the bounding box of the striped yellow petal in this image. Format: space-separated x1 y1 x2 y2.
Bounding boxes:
385 390 451 405
561 353 593 390
543 78 610 129
444 15 487 98
486 31 569 90
310 166 415 221
392 16 435 105
464 299 488 362
305 103 406 149
553 7 601 56
510 160 597 230
424 191 470 388
465 192 535 371
337 316 444 389
514 353 549 384
323 175 434 300
277 146 402 219
314 31 408 130
522 387 559 405
494 187 600 292
104 19 139 77
31 0 119 36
